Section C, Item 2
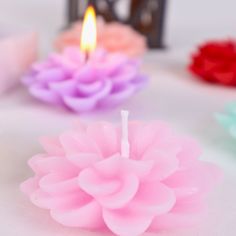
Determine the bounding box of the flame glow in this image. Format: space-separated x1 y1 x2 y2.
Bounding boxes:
80 6 97 53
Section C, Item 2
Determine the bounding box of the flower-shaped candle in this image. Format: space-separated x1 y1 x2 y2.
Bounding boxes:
0 31 37 94
189 40 236 86
55 18 147 58
21 111 222 236
23 7 147 112
216 102 236 138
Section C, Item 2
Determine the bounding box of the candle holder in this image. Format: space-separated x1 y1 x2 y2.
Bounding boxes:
66 0 168 49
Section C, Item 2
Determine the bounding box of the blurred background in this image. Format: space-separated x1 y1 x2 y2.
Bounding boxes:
1 0 236 52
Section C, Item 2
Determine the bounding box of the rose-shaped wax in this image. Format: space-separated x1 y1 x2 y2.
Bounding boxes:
21 120 221 236
189 40 236 86
55 18 147 58
23 48 147 112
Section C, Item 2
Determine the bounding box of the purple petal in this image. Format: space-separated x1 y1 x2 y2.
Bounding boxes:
29 85 62 105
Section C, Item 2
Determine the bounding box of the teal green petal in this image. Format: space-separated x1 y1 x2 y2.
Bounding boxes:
216 102 236 139
215 113 234 129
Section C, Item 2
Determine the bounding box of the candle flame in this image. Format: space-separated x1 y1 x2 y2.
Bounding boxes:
80 6 97 53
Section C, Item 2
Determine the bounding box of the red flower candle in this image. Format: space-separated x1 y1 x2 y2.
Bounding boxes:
189 40 236 86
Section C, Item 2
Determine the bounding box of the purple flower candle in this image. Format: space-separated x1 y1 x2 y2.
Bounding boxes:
23 6 148 113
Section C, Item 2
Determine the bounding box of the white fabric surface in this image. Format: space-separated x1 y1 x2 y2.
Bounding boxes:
1 1 236 236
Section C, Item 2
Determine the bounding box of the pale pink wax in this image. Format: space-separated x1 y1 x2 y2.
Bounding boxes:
0 31 38 94
21 119 222 235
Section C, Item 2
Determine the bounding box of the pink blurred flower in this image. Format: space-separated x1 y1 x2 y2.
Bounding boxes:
0 32 37 94
55 18 147 58
21 121 221 236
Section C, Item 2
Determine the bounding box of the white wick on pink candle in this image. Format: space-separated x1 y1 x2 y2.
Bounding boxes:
121 110 130 158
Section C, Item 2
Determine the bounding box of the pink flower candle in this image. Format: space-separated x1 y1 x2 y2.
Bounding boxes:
21 111 222 236
0 31 37 94
23 7 147 113
55 18 147 58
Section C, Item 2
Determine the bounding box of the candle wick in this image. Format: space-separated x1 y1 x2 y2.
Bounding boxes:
84 50 89 63
121 110 130 158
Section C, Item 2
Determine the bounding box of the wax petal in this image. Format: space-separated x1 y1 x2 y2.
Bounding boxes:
87 122 119 157
97 173 139 209
143 148 179 180
51 201 103 228
49 79 77 95
151 198 206 230
20 176 40 196
103 208 153 236
76 81 103 95
39 173 78 193
98 84 135 107
30 188 91 210
131 121 172 158
29 85 61 105
78 168 121 196
63 80 112 112
35 68 67 82
40 136 64 156
93 155 153 179
163 162 222 199
59 131 100 155
30 156 77 175
55 18 147 57
177 137 201 169
68 153 102 169
132 182 175 215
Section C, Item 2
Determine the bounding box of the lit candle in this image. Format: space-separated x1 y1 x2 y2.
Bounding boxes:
23 6 148 113
80 5 97 60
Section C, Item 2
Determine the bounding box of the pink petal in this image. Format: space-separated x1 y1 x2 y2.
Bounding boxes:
93 154 121 178
40 136 64 155
130 121 172 159
132 182 175 215
163 162 222 200
151 198 207 230
143 148 179 180
103 208 153 236
39 173 78 194
59 131 100 155
78 168 121 196
93 155 153 179
86 122 119 158
30 156 78 175
97 173 139 209
51 201 104 229
177 137 202 169
30 188 91 210
28 154 47 173
68 153 102 169
20 176 40 196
